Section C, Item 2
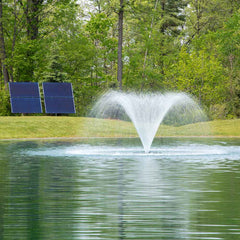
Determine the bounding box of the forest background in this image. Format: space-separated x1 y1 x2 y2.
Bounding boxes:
0 0 240 120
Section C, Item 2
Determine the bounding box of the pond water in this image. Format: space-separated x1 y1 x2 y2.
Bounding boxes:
0 137 240 240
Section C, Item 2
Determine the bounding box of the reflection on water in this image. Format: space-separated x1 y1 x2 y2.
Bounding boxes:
0 138 240 240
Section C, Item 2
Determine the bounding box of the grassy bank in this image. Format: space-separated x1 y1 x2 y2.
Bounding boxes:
0 116 240 140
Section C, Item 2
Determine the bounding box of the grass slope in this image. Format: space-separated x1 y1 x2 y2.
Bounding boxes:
0 116 239 139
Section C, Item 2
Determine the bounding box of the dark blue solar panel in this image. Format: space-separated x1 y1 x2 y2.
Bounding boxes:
10 98 42 113
9 82 42 113
44 97 75 113
43 82 75 113
43 82 73 97
9 82 40 98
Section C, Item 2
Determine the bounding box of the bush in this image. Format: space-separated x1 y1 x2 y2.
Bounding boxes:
209 104 228 119
0 89 11 116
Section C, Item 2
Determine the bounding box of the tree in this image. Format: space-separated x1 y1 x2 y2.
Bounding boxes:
88 0 127 90
123 0 187 90
165 46 226 105
0 0 9 89
26 0 44 40
117 0 124 89
1 0 240 117
184 0 239 44
215 12 240 117
86 12 118 88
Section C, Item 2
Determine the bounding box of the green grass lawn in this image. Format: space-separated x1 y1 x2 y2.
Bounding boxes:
0 116 239 139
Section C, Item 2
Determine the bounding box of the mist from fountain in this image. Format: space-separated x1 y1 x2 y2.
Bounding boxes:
90 91 207 153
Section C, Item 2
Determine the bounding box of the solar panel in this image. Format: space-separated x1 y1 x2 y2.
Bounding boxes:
44 97 75 114
10 98 42 113
9 82 41 98
9 82 42 113
42 82 76 114
42 82 73 97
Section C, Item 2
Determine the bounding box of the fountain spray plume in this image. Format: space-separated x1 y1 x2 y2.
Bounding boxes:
90 91 207 153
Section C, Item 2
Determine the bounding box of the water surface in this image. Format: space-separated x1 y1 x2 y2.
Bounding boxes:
0 138 240 239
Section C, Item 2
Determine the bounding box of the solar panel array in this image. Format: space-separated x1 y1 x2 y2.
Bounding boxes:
9 82 76 114
43 82 76 114
9 82 42 113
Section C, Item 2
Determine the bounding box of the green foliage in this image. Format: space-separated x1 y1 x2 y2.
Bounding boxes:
213 12 240 117
0 0 240 119
165 46 227 105
123 0 186 90
85 12 118 89
44 54 67 83
86 13 113 42
0 89 11 116
7 39 45 82
209 104 228 119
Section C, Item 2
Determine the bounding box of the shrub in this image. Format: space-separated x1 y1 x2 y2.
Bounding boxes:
0 89 11 116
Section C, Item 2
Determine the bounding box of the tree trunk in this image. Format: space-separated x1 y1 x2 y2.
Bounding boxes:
27 0 43 40
117 0 124 90
160 0 165 33
0 0 9 90
25 0 43 80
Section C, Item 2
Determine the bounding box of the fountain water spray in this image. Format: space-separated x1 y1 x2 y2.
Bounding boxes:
91 91 207 153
